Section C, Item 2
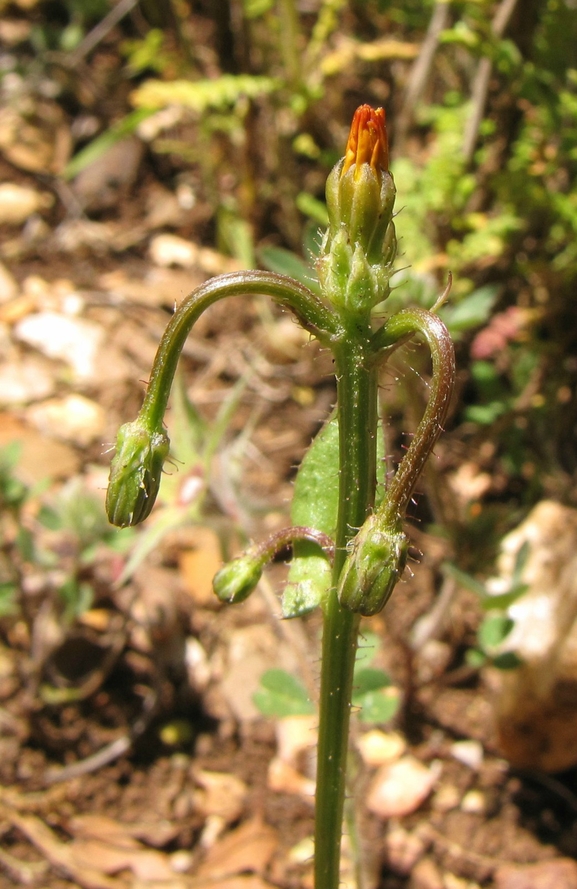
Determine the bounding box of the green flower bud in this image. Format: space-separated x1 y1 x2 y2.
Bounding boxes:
337 514 408 617
318 105 397 315
213 552 263 604
106 420 170 527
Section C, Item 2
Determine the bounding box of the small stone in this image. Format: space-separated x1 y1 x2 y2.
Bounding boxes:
494 858 577 889
276 715 317 765
357 729 406 766
170 850 193 873
431 783 461 813
450 739 484 770
14 311 104 380
412 857 444 889
461 789 486 814
27 394 106 446
384 826 428 876
0 261 18 303
0 182 53 225
367 755 440 819
0 356 54 405
268 757 316 799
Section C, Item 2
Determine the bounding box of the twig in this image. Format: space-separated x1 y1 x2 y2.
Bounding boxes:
462 0 520 164
396 0 451 152
69 0 139 66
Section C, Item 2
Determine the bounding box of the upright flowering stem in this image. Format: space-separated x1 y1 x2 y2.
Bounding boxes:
315 332 377 888
106 104 455 889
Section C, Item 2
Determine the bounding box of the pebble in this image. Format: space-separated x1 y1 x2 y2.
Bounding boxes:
494 858 577 889
0 261 18 303
27 394 106 446
357 729 406 766
14 311 104 380
0 356 54 405
366 755 440 819
384 826 428 876
461 789 486 814
450 739 484 770
0 182 53 225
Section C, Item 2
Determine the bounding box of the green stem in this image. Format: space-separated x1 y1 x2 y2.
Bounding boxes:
315 329 377 889
140 270 338 431
371 308 455 522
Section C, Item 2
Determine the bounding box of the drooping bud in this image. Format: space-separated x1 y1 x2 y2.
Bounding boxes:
337 513 408 617
106 420 170 527
213 549 264 604
318 105 397 315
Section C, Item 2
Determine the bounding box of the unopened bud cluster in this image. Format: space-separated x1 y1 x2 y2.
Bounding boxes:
317 105 397 316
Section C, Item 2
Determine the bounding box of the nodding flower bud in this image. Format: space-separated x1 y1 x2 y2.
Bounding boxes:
337 513 408 617
317 105 397 315
213 549 264 604
106 420 170 527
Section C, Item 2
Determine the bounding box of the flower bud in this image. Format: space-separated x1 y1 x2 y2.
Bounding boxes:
318 105 397 314
213 551 263 604
106 420 170 527
337 514 408 617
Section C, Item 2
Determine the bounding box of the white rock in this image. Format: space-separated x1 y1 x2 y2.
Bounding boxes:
0 356 54 405
0 261 18 303
14 311 104 381
384 826 428 876
26 394 106 446
357 729 406 766
460 789 486 814
276 715 317 764
450 739 484 770
149 233 197 268
366 755 440 819
0 182 53 225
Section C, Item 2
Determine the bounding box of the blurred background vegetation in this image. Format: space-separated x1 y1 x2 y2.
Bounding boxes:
2 0 577 566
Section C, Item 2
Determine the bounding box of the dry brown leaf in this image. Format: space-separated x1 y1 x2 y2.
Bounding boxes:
193 769 247 822
69 838 175 880
6 810 125 889
196 817 278 880
70 813 180 848
179 527 223 605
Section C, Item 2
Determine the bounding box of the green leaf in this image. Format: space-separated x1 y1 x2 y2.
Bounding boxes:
258 245 320 294
353 667 391 695
63 109 154 180
0 583 18 617
283 415 339 616
466 648 487 669
291 413 340 536
354 687 400 725
478 614 514 651
480 583 528 611
442 562 489 598
439 285 498 336
253 669 315 717
492 650 523 670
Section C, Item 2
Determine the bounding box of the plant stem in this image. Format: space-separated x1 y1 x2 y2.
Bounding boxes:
139 271 337 431
315 329 377 889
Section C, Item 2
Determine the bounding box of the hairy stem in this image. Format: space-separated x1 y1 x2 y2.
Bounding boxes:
315 328 377 888
140 270 338 431
372 308 455 523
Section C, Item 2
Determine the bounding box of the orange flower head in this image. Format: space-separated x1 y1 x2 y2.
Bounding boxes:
342 105 388 178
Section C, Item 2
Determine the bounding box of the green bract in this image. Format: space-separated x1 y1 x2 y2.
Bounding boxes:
106 420 170 527
337 514 408 617
317 159 397 314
